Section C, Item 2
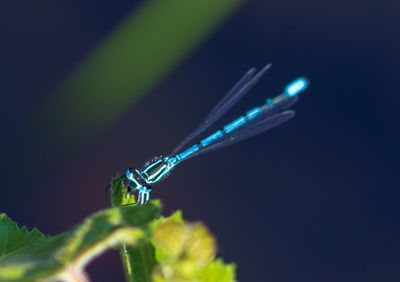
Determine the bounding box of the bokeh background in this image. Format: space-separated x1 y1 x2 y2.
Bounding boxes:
1 0 400 281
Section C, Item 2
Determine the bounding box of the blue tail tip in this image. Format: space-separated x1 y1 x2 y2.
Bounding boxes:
284 77 309 97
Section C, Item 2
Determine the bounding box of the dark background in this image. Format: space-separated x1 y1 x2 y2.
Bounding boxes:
1 0 400 281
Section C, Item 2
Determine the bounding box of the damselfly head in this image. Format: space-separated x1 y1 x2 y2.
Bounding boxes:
126 168 149 190
125 168 135 181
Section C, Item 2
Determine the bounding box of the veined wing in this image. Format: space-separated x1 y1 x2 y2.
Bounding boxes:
169 63 272 156
180 110 295 161
248 95 299 126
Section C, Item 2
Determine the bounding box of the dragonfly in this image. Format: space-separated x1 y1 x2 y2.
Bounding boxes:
110 63 309 205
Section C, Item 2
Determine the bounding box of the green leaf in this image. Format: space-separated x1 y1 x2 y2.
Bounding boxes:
0 213 47 257
149 212 236 282
110 176 159 282
1 185 236 281
110 175 136 208
198 259 237 282
0 204 161 281
111 200 236 281
121 240 157 282
56 204 160 263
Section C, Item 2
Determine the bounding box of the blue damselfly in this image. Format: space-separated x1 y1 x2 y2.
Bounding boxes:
110 64 309 204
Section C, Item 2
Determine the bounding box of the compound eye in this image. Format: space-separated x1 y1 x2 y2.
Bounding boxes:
126 168 134 180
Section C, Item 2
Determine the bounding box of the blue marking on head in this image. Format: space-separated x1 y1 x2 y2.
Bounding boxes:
266 98 274 106
284 77 309 97
246 107 261 120
125 168 145 190
224 116 247 134
126 168 132 180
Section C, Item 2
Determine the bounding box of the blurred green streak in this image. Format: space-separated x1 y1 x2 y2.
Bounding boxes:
49 0 241 139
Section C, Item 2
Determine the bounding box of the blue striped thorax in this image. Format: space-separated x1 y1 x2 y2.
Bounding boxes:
126 157 179 192
141 157 179 184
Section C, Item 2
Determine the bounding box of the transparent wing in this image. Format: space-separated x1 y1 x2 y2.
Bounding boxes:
169 63 272 156
248 95 299 126
181 110 295 161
